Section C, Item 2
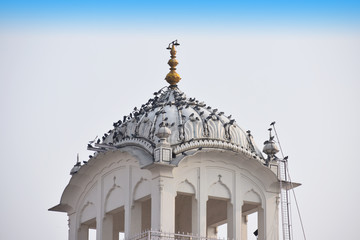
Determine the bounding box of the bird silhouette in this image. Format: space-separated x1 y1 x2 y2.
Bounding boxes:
88 135 98 144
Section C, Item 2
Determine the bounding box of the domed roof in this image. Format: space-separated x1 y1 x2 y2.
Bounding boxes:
96 85 263 160
88 41 263 161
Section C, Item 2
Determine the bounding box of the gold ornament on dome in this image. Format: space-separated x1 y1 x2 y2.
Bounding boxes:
165 40 181 86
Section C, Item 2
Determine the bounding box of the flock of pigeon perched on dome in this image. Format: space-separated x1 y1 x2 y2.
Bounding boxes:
86 85 263 156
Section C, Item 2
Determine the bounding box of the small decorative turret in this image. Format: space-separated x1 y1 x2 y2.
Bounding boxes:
156 125 171 146
165 40 181 86
263 128 279 166
154 125 172 162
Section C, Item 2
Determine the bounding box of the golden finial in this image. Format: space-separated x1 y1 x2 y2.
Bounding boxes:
165 40 181 86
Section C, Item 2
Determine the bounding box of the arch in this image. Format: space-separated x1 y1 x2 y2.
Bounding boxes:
243 189 262 204
132 177 151 203
208 179 231 200
104 185 124 213
241 174 267 209
79 201 96 224
177 179 196 196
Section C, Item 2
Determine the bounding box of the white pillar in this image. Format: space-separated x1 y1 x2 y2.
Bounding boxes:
130 202 142 235
198 166 207 237
191 196 198 235
227 202 234 239
96 180 103 240
229 173 242 240
124 202 131 239
68 213 76 240
124 165 131 239
257 207 265 240
148 164 175 232
264 195 279 240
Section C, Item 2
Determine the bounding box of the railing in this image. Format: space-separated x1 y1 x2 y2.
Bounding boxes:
129 230 222 240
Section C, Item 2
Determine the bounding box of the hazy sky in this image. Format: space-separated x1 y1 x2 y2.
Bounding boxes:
0 1 359 240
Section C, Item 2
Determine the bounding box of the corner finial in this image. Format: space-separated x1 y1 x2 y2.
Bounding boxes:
165 40 181 86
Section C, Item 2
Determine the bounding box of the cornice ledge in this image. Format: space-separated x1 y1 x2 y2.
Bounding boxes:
172 139 263 161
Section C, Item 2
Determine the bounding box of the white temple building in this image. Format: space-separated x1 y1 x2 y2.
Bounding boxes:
50 41 299 240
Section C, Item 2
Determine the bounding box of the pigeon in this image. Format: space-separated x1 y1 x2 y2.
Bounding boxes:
88 135 98 144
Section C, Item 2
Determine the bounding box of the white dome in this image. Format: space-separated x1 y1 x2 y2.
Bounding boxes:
98 86 263 159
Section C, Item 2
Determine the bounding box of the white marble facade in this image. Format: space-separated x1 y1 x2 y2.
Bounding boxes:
51 139 281 240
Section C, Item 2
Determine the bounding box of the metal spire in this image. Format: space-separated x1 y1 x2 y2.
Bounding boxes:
165 40 181 86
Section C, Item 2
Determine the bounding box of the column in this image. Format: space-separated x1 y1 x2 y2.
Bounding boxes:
191 196 198 235
257 208 265 240
149 164 175 233
68 213 76 240
130 202 142 235
264 195 279 240
229 172 242 240
124 165 131 239
96 180 103 240
198 166 207 237
227 202 234 239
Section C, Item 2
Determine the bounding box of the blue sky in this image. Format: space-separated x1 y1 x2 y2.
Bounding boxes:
1 0 360 30
0 1 360 240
